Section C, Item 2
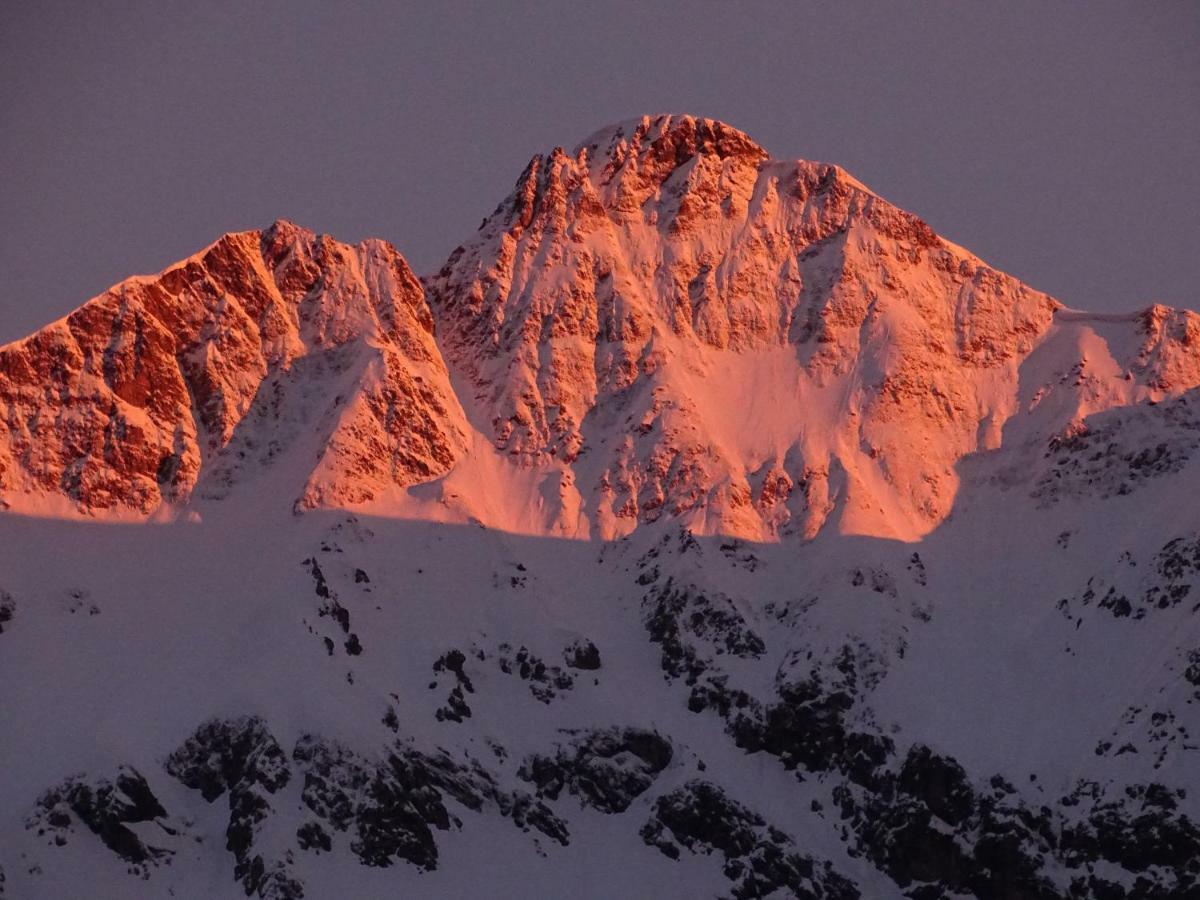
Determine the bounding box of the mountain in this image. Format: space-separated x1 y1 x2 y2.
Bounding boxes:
1 115 1198 899
0 220 468 517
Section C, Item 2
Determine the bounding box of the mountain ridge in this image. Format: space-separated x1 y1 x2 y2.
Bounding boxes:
2 115 1199 899
4 115 1196 543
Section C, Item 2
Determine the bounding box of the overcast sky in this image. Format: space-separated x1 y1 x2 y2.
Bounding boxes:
1 1 1197 342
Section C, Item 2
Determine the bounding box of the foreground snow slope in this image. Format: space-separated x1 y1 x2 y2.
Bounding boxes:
0 116 1198 899
2 431 1198 898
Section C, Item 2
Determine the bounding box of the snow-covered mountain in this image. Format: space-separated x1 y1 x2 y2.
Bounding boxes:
0 220 469 517
1 115 1197 899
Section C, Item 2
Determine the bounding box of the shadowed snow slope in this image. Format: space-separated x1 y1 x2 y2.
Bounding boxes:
1 116 1199 899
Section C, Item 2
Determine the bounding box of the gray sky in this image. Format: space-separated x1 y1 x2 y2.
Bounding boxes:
2 1 1197 343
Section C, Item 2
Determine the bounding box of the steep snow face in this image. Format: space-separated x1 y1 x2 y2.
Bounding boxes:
0 221 468 516
428 114 1200 541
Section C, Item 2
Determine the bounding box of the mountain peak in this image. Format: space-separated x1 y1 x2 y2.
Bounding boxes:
261 217 314 247
0 222 467 516
426 116 1200 541
575 114 768 168
5 120 1199 545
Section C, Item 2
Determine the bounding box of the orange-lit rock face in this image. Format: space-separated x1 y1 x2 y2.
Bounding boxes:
0 221 467 514
1134 304 1200 391
427 115 1069 539
3 116 1198 541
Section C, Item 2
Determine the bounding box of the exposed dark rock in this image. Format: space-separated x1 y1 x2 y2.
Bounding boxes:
835 762 1059 899
29 766 171 870
435 685 472 723
1092 705 1195 770
433 649 474 692
563 638 602 670
326 602 351 634
305 557 331 600
293 736 447 870
496 643 574 703
167 716 297 897
519 727 672 813
1059 780 1200 894
61 588 100 616
167 716 290 802
1033 398 1200 506
833 751 1200 899
726 648 893 789
648 591 1200 899
292 734 570 872
432 649 475 721
500 792 571 846
719 539 761 571
1150 535 1200 613
1185 648 1200 688
642 780 859 900
898 745 975 827
907 552 927 586
305 556 352 640
1059 532 1200 626
296 821 331 853
644 577 764 684
0 589 14 634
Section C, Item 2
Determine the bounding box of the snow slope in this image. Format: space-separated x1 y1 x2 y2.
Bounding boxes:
0 116 1198 899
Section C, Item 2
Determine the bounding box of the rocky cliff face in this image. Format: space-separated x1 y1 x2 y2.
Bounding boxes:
2 115 1198 542
0 221 467 515
428 114 1196 540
